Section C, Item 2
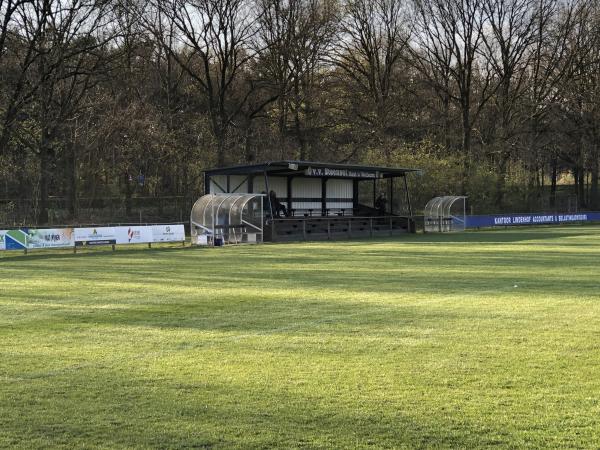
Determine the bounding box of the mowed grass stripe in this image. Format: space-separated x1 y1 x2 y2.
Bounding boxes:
1 226 600 448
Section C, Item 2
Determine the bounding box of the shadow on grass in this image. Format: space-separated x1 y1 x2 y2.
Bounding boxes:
410 228 596 244
0 244 194 262
4 289 525 338
0 355 521 449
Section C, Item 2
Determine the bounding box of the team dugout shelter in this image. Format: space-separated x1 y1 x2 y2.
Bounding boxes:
202 160 420 242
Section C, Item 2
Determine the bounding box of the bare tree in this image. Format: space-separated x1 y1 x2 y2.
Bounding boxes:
5 0 116 223
256 0 297 144
334 0 409 133
0 0 46 151
0 0 28 66
523 0 586 207
410 0 496 191
552 1 600 208
143 0 272 165
480 0 539 206
256 0 337 160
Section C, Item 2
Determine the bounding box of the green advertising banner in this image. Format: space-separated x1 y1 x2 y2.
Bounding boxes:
4 228 74 250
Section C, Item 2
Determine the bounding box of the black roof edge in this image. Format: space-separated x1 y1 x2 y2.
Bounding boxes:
204 160 420 177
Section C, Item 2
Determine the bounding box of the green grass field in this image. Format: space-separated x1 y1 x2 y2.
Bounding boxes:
1 227 600 449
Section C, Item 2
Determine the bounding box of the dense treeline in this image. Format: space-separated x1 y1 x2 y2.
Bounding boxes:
1 0 600 224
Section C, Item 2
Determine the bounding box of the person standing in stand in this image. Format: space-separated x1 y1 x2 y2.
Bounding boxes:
375 192 387 216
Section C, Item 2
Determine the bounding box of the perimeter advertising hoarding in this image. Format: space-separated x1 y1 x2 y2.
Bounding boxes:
114 226 153 244
152 224 185 242
1 225 185 250
75 226 183 245
74 227 117 246
113 225 184 244
466 212 600 228
2 228 74 250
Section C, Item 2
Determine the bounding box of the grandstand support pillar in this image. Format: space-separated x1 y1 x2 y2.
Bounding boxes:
204 173 210 195
373 179 376 206
302 220 307 240
403 175 413 217
327 220 331 240
390 178 394 215
264 171 273 219
287 176 293 213
348 219 352 238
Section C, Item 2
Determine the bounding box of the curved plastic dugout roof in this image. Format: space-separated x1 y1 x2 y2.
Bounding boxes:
190 193 263 236
424 196 467 232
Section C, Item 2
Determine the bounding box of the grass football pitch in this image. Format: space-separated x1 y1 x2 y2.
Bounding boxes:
1 226 600 448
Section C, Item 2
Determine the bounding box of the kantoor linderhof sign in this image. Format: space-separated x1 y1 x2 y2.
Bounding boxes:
304 167 382 179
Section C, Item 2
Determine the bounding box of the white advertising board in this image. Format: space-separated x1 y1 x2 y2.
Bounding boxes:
114 226 153 244
74 227 116 246
0 230 6 250
152 224 185 242
28 228 74 248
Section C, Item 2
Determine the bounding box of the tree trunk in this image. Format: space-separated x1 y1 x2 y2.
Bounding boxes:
590 152 599 210
526 165 536 211
442 93 451 150
573 166 579 203
461 108 471 195
215 122 227 166
550 156 557 209
244 121 255 163
576 166 586 209
293 77 307 160
124 172 132 216
495 152 509 210
37 134 51 224
67 141 77 218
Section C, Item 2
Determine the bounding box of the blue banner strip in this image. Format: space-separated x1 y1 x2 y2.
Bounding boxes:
466 212 600 228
